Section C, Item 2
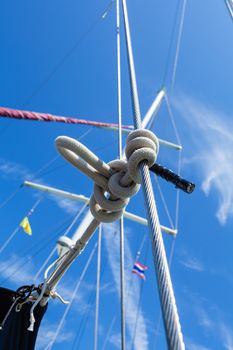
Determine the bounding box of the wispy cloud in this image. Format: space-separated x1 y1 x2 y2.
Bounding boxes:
36 322 73 349
0 159 31 180
49 194 82 215
0 158 82 215
173 94 233 224
180 255 205 272
0 253 35 284
109 333 121 349
103 223 149 350
219 323 233 350
187 296 233 350
58 279 95 315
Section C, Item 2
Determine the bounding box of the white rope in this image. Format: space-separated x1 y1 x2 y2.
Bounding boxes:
33 203 88 282
55 129 158 223
45 242 98 350
34 247 57 283
171 0 187 92
55 119 182 348
28 248 71 332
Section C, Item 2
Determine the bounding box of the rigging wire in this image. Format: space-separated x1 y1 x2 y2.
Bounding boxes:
71 252 109 350
152 93 183 347
101 316 116 350
23 0 115 106
153 176 175 229
45 242 98 350
121 0 185 347
31 155 60 180
0 185 22 210
165 92 182 146
0 195 43 255
130 238 149 350
171 0 187 93
0 215 73 285
162 0 182 86
70 232 119 350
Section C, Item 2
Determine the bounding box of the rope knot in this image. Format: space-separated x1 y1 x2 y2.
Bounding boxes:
55 129 159 223
126 129 159 183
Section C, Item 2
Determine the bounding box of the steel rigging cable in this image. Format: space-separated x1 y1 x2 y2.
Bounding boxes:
24 0 116 107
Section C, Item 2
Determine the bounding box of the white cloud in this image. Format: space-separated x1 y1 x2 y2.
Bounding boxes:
0 157 82 215
192 300 233 350
58 279 95 315
219 323 233 350
173 94 233 224
49 195 82 215
180 257 204 272
36 322 73 349
103 223 149 350
0 160 30 180
109 333 121 349
0 254 35 284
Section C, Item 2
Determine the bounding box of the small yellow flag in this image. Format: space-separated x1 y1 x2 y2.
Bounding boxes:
20 217 32 235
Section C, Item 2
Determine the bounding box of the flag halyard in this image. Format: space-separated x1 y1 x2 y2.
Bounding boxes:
20 217 32 235
132 262 148 280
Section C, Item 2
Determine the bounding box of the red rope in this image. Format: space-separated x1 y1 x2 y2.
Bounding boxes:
0 106 133 130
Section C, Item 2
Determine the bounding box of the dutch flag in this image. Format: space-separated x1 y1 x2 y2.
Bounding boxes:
132 262 148 280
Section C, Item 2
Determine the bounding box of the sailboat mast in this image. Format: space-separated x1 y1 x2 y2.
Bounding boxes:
121 0 185 349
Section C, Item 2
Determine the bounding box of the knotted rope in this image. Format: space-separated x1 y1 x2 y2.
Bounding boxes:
55 129 159 223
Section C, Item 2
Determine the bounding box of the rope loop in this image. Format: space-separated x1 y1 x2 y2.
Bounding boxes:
126 129 159 184
55 129 159 223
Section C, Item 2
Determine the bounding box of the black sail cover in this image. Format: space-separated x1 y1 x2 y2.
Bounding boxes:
0 287 48 350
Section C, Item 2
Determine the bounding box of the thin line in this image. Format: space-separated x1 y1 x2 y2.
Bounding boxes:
162 0 181 86
154 175 175 229
34 203 88 281
0 186 22 210
171 0 187 92
24 1 115 106
0 196 43 255
130 239 149 350
165 92 182 146
46 243 98 350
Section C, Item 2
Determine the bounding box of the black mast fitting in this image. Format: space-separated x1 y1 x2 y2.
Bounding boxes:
150 163 195 194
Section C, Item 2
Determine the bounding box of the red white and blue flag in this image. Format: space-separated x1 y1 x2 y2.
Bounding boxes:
132 262 148 280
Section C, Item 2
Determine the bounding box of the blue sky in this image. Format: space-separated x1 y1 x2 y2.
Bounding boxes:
0 0 233 349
